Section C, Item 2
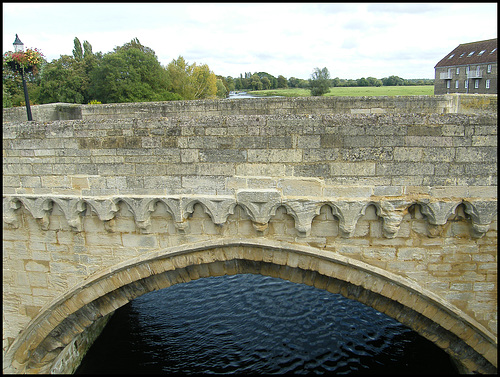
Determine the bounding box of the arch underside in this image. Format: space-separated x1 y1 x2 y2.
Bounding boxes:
3 239 497 374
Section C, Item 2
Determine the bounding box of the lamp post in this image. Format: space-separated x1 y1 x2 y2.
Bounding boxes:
13 34 33 121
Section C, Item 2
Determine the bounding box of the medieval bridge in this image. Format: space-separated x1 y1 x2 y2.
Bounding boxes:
3 94 497 373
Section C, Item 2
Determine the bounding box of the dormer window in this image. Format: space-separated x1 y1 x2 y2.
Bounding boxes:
459 53 465 58
490 48 497 54
478 50 486 56
448 54 454 59
467 51 475 57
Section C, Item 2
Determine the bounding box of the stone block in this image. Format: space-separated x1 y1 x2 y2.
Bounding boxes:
180 149 199 163
247 149 302 163
235 163 289 177
278 178 322 197
472 135 497 147
455 147 497 162
330 162 376 176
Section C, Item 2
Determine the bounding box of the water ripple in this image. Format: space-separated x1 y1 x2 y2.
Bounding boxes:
76 274 458 374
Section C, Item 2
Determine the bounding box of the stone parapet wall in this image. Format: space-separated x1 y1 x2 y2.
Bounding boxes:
3 113 497 197
79 95 455 120
2 94 497 123
455 94 498 114
2 102 82 123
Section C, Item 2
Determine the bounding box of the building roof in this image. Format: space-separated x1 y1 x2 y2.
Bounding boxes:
434 38 497 68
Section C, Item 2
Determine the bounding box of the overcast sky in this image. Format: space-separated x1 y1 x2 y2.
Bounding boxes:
3 3 497 80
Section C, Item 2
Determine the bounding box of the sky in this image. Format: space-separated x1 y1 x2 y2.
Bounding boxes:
3 3 498 80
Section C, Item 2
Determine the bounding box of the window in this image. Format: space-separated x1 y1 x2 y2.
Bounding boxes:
486 79 490 89
467 51 475 57
465 80 468 89
448 54 455 59
456 67 460 74
466 66 469 74
459 53 465 58
447 80 450 89
478 50 486 56
474 79 479 89
490 48 497 54
455 80 459 89
487 64 492 73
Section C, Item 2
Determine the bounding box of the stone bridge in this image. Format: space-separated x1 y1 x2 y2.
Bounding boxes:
2 95 497 373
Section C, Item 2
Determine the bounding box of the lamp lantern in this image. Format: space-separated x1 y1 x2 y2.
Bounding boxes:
13 34 24 52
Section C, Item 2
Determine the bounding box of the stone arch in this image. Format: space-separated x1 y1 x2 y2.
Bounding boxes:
3 238 496 374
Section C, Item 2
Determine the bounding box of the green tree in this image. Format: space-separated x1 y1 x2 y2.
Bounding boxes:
166 56 217 100
366 77 382 87
309 67 330 96
114 37 156 56
261 76 271 90
3 61 24 107
38 55 88 103
166 56 191 99
255 72 277 89
82 40 95 60
277 75 288 88
234 77 242 90
288 77 299 88
89 39 179 103
192 63 217 99
382 75 405 86
3 82 13 107
216 78 227 98
72 37 83 61
250 74 263 90
225 76 235 92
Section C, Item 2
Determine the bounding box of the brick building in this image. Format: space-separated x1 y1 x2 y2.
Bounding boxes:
434 38 497 95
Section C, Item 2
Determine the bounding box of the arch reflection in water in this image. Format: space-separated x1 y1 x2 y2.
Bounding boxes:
76 274 458 374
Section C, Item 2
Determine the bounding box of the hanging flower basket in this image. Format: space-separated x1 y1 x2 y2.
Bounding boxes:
3 48 44 75
6 60 34 74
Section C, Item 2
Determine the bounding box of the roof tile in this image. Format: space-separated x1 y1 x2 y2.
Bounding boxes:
435 38 497 68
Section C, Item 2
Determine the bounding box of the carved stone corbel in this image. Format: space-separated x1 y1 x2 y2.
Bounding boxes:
418 200 461 226
158 197 190 233
463 200 497 238
236 190 282 233
183 196 237 226
375 200 410 238
281 199 323 237
17 196 54 230
118 197 159 234
3 196 21 228
83 198 119 232
329 201 367 238
51 197 86 232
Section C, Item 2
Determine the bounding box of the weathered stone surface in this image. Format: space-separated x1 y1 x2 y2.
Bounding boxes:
2 96 497 374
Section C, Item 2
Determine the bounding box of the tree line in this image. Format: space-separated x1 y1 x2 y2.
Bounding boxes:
3 37 226 107
223 71 433 93
3 37 433 107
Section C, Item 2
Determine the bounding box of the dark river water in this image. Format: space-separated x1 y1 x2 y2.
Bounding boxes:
75 274 458 374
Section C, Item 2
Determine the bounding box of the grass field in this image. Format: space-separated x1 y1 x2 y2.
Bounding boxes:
248 85 435 97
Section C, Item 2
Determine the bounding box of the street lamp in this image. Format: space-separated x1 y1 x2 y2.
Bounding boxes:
13 34 33 121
